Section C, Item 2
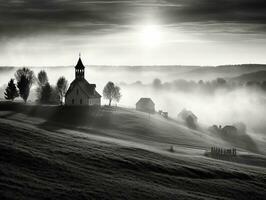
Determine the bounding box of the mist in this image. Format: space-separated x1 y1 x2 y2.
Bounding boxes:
0 65 265 136
120 83 266 134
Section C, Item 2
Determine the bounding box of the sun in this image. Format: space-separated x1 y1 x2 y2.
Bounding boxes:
138 25 162 47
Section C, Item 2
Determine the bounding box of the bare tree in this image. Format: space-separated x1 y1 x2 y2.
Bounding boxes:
56 76 68 104
15 67 35 103
103 81 121 106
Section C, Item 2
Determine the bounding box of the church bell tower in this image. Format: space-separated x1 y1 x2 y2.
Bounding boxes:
75 53 85 79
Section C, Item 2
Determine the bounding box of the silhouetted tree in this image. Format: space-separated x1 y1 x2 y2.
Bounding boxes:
56 76 68 104
4 79 19 101
36 70 49 101
15 68 35 103
103 81 121 106
217 78 226 85
50 86 60 104
198 80 204 84
37 70 48 87
153 78 162 89
186 115 197 129
40 83 52 103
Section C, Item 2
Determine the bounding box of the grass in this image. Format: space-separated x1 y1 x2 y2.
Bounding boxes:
0 101 265 199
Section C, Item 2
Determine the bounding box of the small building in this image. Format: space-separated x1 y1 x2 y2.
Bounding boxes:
136 98 155 113
65 56 101 106
222 125 237 135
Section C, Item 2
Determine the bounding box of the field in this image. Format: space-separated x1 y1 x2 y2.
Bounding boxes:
0 102 265 200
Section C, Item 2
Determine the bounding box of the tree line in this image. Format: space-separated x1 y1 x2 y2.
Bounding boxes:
124 78 266 94
4 67 68 104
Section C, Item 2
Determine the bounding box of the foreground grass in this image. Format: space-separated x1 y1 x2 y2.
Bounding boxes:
0 102 265 199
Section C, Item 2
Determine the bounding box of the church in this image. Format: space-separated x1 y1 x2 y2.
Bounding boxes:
65 56 101 106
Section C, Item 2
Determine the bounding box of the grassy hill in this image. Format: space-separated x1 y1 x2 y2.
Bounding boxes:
0 102 266 200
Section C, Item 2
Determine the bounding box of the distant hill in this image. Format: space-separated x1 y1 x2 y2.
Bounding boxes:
181 64 266 80
1 64 266 84
0 66 15 71
230 70 266 83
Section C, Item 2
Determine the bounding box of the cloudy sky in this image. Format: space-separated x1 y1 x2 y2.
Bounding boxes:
1 0 266 66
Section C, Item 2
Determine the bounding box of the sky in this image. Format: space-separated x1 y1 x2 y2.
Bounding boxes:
1 0 266 66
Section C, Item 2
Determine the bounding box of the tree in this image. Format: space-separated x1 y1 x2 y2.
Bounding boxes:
15 67 35 103
153 78 162 89
40 83 52 103
37 70 48 87
4 79 19 101
103 81 121 106
36 70 49 101
217 78 226 85
56 77 68 104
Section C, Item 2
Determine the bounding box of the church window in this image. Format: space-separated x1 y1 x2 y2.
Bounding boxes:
80 99 82 105
72 99 74 104
77 89 79 95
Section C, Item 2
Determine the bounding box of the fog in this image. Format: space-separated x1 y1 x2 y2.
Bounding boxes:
0 66 265 135
120 84 266 134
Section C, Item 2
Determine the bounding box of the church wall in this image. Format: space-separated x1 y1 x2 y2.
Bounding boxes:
65 84 89 106
88 98 101 106
65 84 101 106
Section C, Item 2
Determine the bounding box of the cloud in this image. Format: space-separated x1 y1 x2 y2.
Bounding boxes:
0 0 266 40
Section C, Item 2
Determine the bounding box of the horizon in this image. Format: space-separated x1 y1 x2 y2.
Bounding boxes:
1 62 266 68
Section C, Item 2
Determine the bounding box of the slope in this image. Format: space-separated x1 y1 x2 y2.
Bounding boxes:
0 103 266 200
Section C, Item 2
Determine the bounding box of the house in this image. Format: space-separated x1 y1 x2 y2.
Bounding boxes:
65 56 101 106
136 98 155 113
222 125 237 135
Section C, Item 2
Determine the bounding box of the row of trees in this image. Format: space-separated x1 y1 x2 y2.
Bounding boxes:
4 68 68 104
36 70 68 104
150 78 266 94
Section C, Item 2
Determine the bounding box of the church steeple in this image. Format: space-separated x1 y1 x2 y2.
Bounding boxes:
75 54 85 79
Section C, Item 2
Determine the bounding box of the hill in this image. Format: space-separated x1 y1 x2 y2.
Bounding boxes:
230 70 266 83
180 64 266 80
0 103 266 199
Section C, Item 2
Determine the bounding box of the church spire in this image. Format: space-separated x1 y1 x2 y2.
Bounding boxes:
75 54 85 79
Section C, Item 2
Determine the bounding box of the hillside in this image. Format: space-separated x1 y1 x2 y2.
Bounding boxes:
181 64 266 80
0 103 266 200
231 70 266 83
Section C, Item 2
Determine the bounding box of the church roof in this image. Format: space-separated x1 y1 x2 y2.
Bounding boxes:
66 78 101 98
75 57 85 69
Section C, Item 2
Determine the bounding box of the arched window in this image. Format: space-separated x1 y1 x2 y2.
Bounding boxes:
80 99 82 105
77 89 79 95
72 99 74 104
